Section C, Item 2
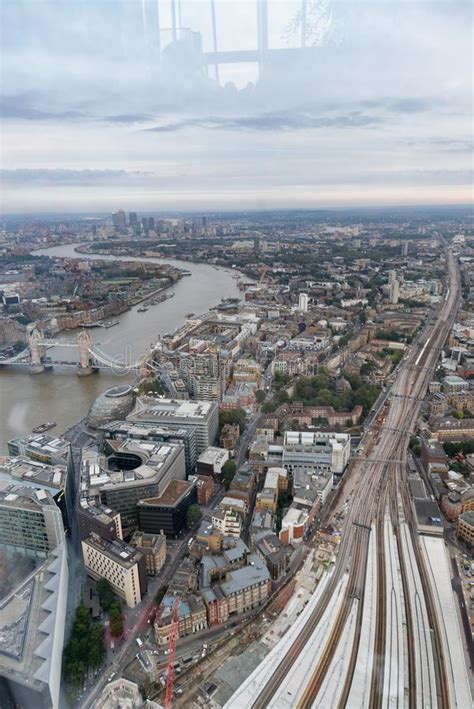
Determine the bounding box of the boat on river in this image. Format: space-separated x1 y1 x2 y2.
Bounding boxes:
32 421 57 433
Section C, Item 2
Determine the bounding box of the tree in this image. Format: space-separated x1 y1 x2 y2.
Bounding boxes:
274 389 290 405
187 504 202 528
63 604 105 690
109 602 124 638
96 578 115 612
255 389 266 404
219 408 246 434
138 377 164 396
89 623 106 666
221 460 237 490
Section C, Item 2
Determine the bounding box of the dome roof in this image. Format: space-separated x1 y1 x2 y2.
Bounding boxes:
88 385 136 428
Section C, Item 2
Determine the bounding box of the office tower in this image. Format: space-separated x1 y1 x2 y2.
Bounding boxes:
298 293 309 312
0 483 64 558
112 209 126 228
127 398 219 454
148 216 155 232
129 211 138 226
0 483 67 709
142 217 150 234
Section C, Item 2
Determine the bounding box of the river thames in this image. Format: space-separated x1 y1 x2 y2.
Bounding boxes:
0 244 243 451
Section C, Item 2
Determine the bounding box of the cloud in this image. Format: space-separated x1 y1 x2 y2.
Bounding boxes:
1 0 472 211
0 169 152 186
1 94 85 121
1 95 153 125
146 110 383 133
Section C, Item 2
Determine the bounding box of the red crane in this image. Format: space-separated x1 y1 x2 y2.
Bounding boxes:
164 597 180 709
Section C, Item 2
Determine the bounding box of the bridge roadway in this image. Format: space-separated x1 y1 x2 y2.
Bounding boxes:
226 249 470 708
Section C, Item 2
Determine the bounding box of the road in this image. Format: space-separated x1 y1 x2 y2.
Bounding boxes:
79 531 193 709
226 247 471 708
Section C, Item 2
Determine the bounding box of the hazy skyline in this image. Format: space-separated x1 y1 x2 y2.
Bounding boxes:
1 0 472 214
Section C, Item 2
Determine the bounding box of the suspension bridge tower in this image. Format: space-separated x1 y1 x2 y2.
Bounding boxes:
77 329 98 377
28 326 47 374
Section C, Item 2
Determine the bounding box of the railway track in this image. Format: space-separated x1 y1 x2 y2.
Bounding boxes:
240 249 461 709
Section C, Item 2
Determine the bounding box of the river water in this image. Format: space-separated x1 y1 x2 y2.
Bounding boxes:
0 244 243 451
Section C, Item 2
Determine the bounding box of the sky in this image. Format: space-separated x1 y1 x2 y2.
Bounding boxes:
0 0 472 214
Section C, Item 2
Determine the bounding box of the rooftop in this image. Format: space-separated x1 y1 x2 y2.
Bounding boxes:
129 397 216 422
459 510 474 527
198 447 229 466
0 481 57 512
8 433 70 460
129 531 166 552
83 534 142 568
219 554 270 596
138 479 194 507
0 457 67 492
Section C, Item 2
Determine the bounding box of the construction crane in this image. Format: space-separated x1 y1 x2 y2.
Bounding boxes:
164 597 180 709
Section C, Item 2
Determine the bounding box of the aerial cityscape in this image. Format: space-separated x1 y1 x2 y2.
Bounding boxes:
1 1 473 709
0 207 473 708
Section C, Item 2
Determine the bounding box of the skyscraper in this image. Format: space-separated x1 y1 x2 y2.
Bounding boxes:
112 209 126 228
298 293 309 312
129 211 138 226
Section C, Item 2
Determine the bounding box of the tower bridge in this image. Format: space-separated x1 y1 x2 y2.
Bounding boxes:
0 326 156 377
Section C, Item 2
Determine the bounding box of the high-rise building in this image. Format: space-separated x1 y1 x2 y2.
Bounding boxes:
137 479 197 537
112 209 126 229
0 455 72 535
148 216 155 232
0 540 68 709
390 279 400 304
0 480 67 709
82 533 148 608
0 482 64 558
298 293 309 312
96 439 186 533
129 211 138 226
101 420 198 474
127 398 219 454
401 242 409 256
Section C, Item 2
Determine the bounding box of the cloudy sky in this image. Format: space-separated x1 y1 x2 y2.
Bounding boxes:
0 0 472 214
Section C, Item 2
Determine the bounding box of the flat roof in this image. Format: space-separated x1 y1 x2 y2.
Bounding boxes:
0 457 66 491
0 482 57 512
198 447 228 465
8 433 70 456
129 397 215 422
138 479 193 507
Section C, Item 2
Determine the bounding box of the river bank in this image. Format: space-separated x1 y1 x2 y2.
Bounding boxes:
0 244 244 451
